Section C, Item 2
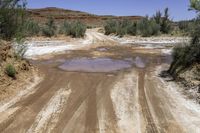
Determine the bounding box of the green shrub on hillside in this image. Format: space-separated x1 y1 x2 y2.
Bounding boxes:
5 64 16 78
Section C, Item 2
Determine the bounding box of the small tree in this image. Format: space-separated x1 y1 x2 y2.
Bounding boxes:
153 11 162 25
160 8 172 34
190 0 200 11
0 0 27 40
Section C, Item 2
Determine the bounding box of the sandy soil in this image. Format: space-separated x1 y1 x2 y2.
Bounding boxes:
0 29 199 133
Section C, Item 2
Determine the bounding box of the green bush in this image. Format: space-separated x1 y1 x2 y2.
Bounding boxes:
59 21 71 35
149 19 161 36
60 21 86 38
137 17 160 37
104 19 138 37
42 17 57 37
104 20 117 35
127 22 137 36
168 2 200 77
70 21 86 38
5 64 16 78
23 20 40 36
168 28 200 76
104 8 171 37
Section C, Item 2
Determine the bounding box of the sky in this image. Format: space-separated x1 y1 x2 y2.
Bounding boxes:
27 0 197 21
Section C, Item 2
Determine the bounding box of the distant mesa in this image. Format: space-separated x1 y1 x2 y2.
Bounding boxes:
27 7 143 26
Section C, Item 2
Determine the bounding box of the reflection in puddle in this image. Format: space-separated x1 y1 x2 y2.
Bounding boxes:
96 47 108 52
59 58 132 72
134 57 146 68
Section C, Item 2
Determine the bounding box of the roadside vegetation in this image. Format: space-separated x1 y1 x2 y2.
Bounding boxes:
5 64 16 78
0 0 29 79
42 17 57 37
0 0 87 79
104 8 172 37
168 0 200 78
59 20 86 38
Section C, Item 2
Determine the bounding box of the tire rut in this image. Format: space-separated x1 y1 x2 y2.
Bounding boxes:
138 70 159 133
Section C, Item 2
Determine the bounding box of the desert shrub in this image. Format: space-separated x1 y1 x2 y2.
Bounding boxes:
137 17 160 37
168 27 200 76
42 17 56 37
70 21 86 38
23 20 40 36
104 19 138 37
149 19 161 35
137 17 150 37
60 21 86 38
60 21 71 35
104 20 117 35
127 22 137 36
116 20 127 37
5 64 16 78
104 8 171 37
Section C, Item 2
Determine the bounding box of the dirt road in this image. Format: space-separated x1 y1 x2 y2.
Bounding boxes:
0 29 200 133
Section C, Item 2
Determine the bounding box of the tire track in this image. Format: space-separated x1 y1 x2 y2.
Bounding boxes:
138 70 158 133
110 70 140 133
27 87 71 133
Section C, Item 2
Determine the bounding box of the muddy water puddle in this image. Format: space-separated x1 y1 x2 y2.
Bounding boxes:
58 58 132 72
57 55 170 72
32 52 171 73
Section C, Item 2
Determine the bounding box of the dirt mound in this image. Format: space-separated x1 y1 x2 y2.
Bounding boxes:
0 41 36 100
